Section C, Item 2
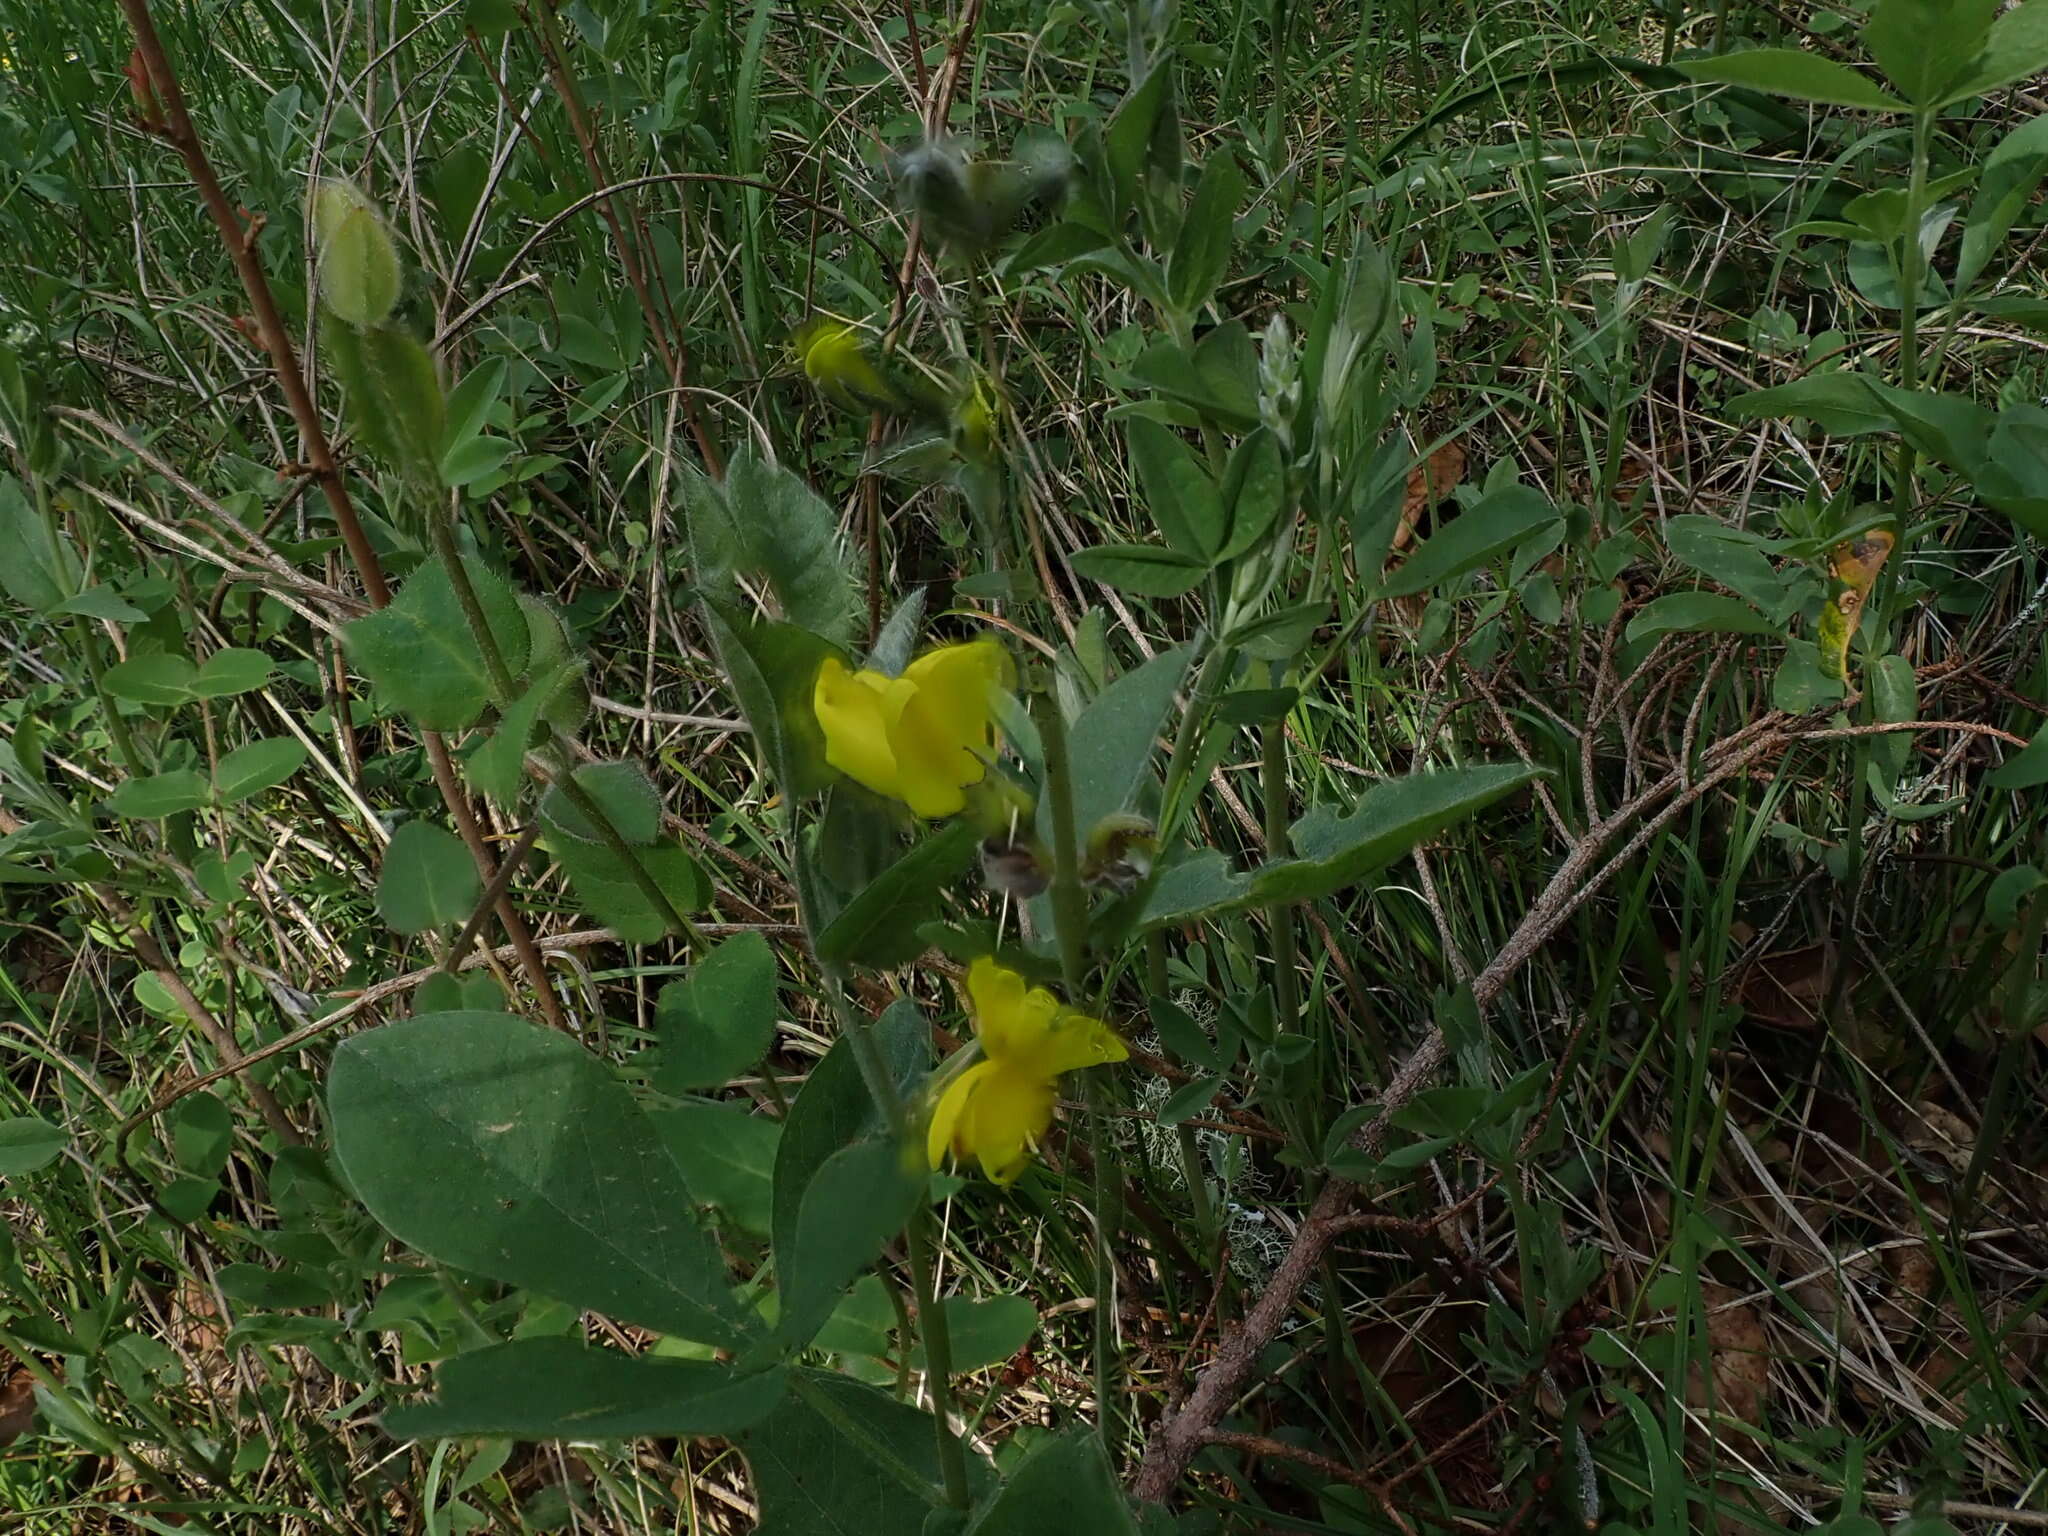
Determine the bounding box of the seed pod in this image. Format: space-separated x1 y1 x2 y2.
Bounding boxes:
310 179 402 329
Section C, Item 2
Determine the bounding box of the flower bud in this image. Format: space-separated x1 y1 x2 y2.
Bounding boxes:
1082 812 1156 894
980 836 1050 900
310 179 402 329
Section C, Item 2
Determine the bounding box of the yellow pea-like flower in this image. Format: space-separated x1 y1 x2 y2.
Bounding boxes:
925 958 1127 1185
812 638 1013 818
791 318 905 415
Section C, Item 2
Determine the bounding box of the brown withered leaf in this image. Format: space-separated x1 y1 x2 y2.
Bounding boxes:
1688 1281 1772 1429
1818 528 1895 682
1390 440 1466 556
0 1355 35 1447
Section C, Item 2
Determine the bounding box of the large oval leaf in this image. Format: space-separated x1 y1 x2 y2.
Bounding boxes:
329 1011 744 1347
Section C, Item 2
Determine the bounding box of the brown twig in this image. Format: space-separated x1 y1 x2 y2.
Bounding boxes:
1201 1431 1416 1533
1130 719 1793 1502
116 0 564 1023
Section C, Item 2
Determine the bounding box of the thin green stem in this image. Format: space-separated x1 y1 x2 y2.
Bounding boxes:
815 952 970 1507
1148 931 1214 1235
1893 111 1933 524
1032 688 1119 1453
1260 668 1300 1040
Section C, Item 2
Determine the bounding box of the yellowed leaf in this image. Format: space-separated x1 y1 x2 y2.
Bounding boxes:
1818 529 1894 681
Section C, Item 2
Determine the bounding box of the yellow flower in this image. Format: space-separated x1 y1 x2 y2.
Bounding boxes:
812 638 1013 818
791 318 904 415
925 958 1127 1184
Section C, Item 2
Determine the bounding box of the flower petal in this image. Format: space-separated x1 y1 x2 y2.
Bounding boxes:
902 638 1013 733
956 1063 1055 1184
926 1058 997 1170
887 688 986 817
1031 1010 1130 1077
965 958 1058 1062
814 659 902 800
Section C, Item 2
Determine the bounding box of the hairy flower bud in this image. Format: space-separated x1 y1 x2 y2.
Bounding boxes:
310 179 401 329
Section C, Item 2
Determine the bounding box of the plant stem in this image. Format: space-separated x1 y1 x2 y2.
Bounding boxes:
1148 931 1215 1234
1260 667 1300 1039
1032 687 1119 1454
1894 110 1933 522
814 955 970 1507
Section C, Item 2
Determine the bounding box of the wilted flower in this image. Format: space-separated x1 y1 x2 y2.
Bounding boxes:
926 958 1126 1184
812 638 1013 818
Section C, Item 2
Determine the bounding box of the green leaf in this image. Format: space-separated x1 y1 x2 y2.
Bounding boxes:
1978 405 2048 538
376 821 481 934
1070 543 1209 597
51 586 148 623
814 822 979 970
910 1294 1038 1373
1142 764 1542 926
1772 640 1847 713
1104 57 1175 218
211 736 306 804
0 1115 67 1175
867 588 928 676
773 1002 928 1282
1376 485 1556 599
774 1137 920 1353
103 653 198 706
1156 1075 1224 1127
656 931 780 1092
344 556 532 730
441 435 519 488
467 660 575 804
1863 0 1998 106
1127 323 1262 430
171 1092 232 1177
1987 864 2047 927
441 356 507 460
815 1276 894 1357
1126 417 1225 559
1661 516 1787 611
1678 48 1908 110
1217 427 1286 561
105 770 211 819
385 1340 785 1439
1150 994 1220 1071
1960 113 2048 292
217 1262 331 1311
685 451 858 646
1624 593 1779 644
1864 382 1995 474
544 834 706 944
541 760 662 845
329 1011 744 1346
702 607 841 802
1939 0 2048 102
1167 153 1243 315
963 1429 1135 1536
1728 375 1894 436
652 1103 781 1236
1047 644 1194 851
0 475 78 613
1990 723 2048 788
738 1372 972 1533
188 648 277 699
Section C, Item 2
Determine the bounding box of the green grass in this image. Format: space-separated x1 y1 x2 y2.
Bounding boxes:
1 0 2046 1532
